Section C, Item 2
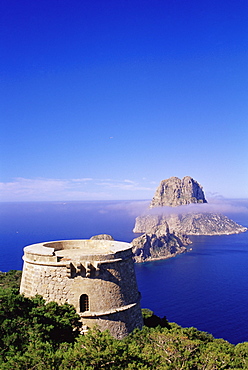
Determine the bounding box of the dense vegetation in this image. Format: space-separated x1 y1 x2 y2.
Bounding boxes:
0 269 22 289
1 270 248 369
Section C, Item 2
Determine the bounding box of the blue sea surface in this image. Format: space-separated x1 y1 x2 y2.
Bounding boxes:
0 200 248 344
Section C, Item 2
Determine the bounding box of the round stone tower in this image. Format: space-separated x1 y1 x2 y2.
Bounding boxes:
20 239 143 339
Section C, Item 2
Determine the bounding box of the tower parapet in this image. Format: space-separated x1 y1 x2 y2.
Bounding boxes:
20 239 143 339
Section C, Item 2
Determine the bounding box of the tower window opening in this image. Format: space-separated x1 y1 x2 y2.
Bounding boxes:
80 294 89 312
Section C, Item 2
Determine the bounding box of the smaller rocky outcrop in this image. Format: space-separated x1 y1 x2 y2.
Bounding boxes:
90 234 115 240
90 232 189 263
131 224 190 263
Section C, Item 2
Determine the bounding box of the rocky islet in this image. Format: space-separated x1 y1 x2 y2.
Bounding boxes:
131 176 247 262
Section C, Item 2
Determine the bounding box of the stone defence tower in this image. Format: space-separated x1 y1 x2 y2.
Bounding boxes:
20 239 143 339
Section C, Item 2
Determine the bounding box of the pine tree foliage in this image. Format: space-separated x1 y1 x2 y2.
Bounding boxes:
1 272 248 369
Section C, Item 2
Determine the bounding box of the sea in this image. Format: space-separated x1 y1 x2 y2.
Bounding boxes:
0 199 248 345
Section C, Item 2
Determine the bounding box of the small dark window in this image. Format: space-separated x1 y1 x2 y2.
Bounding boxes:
80 294 89 312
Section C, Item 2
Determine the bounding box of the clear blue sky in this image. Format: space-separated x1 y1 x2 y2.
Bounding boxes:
1 0 247 201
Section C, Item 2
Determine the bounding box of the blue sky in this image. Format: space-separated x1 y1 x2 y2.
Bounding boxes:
1 0 248 201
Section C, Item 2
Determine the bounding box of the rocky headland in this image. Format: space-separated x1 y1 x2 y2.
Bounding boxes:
131 176 247 262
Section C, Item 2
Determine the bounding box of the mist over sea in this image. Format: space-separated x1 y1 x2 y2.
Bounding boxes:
0 199 248 344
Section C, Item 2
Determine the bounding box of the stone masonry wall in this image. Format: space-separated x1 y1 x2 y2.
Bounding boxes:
20 240 143 339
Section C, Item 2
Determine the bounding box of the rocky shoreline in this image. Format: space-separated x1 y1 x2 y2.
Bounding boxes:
133 249 188 263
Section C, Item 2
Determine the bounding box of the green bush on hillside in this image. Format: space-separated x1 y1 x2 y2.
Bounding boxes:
0 270 22 289
1 270 248 369
0 287 81 363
